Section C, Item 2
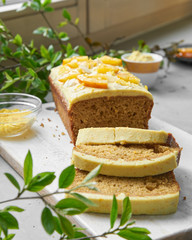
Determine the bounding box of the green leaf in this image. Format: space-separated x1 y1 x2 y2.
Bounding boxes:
4 206 24 213
53 216 62 235
4 72 13 81
73 231 90 240
58 215 74 238
75 18 79 25
4 173 20 191
51 51 62 65
2 0 6 5
120 197 132 226
62 9 71 21
24 150 33 185
40 45 50 60
28 68 37 78
55 198 88 215
41 207 54 235
42 0 51 7
110 195 118 229
129 227 151 235
0 215 8 237
78 46 86 56
27 172 56 192
17 2 28 12
3 234 15 240
58 21 68 28
12 34 22 46
44 6 54 12
70 193 97 207
83 182 98 191
0 212 19 230
58 32 69 41
117 229 152 240
30 0 41 11
82 164 102 184
59 165 75 188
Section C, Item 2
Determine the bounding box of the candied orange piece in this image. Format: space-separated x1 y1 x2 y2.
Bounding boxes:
77 75 108 89
67 60 79 68
117 72 140 84
58 73 78 83
62 58 72 65
76 56 89 61
97 64 119 73
58 66 70 75
100 56 122 66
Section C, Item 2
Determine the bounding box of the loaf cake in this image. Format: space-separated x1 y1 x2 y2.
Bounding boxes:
72 127 181 177
49 56 154 143
68 169 180 215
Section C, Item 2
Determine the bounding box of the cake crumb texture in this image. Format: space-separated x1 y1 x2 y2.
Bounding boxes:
71 169 180 197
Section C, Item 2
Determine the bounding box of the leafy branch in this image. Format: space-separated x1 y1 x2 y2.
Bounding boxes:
0 151 151 240
0 0 183 101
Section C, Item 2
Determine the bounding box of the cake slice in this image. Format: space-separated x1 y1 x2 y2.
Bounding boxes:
49 56 153 143
68 169 180 215
72 127 181 177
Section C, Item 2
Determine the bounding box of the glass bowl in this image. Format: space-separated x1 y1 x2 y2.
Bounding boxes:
0 93 42 137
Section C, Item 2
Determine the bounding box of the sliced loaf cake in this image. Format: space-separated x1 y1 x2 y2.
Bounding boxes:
72 127 181 177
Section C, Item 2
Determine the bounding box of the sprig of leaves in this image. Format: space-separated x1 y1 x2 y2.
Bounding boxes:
1 151 151 240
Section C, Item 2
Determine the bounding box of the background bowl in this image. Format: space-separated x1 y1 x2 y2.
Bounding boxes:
0 93 42 137
121 53 163 88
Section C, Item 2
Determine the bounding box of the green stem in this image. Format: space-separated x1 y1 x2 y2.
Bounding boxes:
40 10 65 52
0 190 71 205
68 21 95 55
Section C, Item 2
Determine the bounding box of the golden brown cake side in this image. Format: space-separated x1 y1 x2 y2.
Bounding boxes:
50 76 153 143
67 169 180 215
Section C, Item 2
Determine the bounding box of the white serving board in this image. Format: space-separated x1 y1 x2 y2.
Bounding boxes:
0 102 192 240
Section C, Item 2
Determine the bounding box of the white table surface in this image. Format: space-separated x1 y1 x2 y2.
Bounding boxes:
0 16 192 240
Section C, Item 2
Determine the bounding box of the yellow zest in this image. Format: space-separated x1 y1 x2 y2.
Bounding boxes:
117 72 140 84
0 109 33 137
100 55 122 66
58 73 78 83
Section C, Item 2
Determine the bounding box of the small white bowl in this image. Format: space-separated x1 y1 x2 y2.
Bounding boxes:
121 53 163 88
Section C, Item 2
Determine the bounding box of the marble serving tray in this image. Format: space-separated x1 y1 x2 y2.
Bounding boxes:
0 102 192 240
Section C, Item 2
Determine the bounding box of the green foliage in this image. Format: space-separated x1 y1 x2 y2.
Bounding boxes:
110 195 118 229
4 173 20 191
59 164 75 188
27 172 56 192
23 150 33 185
0 151 152 240
55 198 88 215
41 207 55 234
120 197 132 226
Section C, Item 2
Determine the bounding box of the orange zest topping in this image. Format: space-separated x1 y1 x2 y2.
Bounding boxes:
100 55 122 66
77 75 108 89
58 73 78 83
117 72 140 84
97 64 119 74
